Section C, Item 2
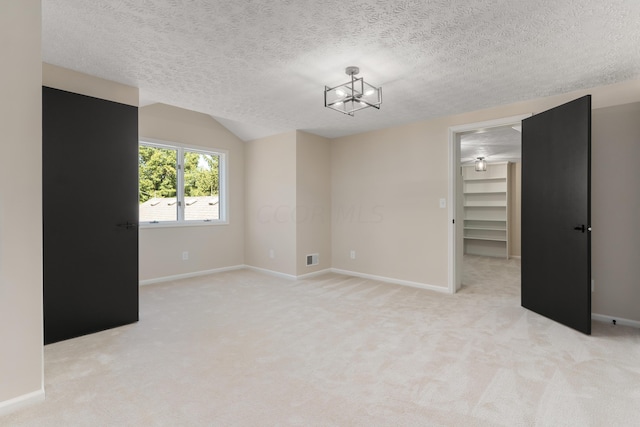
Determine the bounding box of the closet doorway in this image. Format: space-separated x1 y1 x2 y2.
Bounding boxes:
447 115 530 293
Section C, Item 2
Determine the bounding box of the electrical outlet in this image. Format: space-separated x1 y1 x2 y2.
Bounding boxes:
350 250 356 260
182 251 189 261
269 248 275 259
439 198 446 208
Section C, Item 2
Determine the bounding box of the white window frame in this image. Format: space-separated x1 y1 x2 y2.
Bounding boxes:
139 138 228 228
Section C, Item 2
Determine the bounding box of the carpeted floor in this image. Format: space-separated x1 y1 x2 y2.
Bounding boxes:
2 256 639 426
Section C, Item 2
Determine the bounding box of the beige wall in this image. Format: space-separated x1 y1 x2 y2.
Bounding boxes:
244 132 297 276
139 104 245 280
296 131 332 275
331 79 640 294
244 131 331 277
591 102 640 321
0 0 44 410
509 162 522 258
43 63 138 106
332 121 450 286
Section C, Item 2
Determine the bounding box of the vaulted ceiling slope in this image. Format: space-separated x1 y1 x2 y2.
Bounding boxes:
42 1 640 141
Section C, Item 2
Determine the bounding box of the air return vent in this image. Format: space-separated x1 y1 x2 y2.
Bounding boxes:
306 253 319 266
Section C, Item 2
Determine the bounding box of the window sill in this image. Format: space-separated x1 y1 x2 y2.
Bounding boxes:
139 220 229 229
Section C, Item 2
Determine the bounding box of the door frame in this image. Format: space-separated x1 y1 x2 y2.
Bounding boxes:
447 114 532 294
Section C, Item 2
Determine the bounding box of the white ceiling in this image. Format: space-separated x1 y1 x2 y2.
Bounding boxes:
42 0 640 141
460 125 521 165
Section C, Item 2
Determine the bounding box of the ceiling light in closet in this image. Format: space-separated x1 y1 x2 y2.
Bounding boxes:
475 157 487 172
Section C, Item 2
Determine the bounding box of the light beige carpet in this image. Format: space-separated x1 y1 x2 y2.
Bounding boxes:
2 256 639 426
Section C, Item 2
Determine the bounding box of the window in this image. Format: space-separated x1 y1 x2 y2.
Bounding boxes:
139 140 226 226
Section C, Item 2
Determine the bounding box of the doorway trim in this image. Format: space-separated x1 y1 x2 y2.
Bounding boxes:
447 114 532 294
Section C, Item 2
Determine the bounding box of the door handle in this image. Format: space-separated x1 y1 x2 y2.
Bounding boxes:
117 221 138 230
573 224 585 233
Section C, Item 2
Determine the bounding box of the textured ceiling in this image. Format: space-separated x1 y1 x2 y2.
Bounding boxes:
461 126 521 165
42 0 640 141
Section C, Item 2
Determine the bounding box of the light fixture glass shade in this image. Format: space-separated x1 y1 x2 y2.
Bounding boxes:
475 157 487 171
325 67 382 116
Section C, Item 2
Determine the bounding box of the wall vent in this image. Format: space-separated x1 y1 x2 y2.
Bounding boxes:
306 253 319 266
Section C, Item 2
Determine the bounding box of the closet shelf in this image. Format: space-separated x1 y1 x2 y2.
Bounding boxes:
463 177 505 182
463 191 507 195
464 226 506 231
462 162 510 259
464 203 507 207
463 236 507 242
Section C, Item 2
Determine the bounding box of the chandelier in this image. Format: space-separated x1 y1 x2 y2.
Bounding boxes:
324 66 382 116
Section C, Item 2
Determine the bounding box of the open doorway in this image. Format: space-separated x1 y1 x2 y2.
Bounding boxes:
447 114 530 294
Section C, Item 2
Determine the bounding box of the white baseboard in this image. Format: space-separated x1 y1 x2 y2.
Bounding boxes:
244 265 297 280
139 265 245 286
592 313 640 329
331 268 449 294
296 268 332 280
141 265 446 294
0 389 45 417
244 266 333 280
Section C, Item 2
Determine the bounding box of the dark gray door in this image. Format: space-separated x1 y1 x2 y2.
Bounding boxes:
521 95 591 334
43 87 139 344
